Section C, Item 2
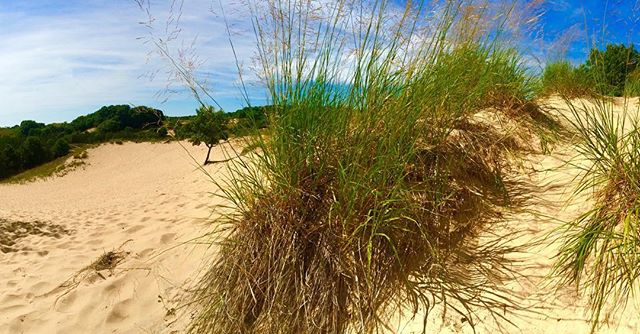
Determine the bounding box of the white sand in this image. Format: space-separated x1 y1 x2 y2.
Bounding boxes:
0 141 232 334
1 100 640 333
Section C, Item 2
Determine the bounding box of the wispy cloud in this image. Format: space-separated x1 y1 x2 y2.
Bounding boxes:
0 0 260 126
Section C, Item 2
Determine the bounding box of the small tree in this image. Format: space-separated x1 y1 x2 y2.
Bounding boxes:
182 106 229 165
52 138 71 158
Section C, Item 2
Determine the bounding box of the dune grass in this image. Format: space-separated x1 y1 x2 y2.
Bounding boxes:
181 1 560 333
625 70 640 97
552 90 640 332
541 61 593 98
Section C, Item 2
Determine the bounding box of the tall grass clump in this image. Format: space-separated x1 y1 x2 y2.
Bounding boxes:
625 69 640 97
552 86 640 332
541 60 592 97
186 0 546 333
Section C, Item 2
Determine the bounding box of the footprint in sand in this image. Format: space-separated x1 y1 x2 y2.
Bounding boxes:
126 225 145 233
136 248 155 259
105 298 133 324
160 233 176 244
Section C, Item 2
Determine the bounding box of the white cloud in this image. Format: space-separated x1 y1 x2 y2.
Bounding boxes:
0 0 261 126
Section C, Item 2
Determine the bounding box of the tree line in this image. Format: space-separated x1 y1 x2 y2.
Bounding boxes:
0 105 166 179
542 44 640 97
0 104 271 179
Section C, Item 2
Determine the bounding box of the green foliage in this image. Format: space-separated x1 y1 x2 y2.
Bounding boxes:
584 44 639 96
97 118 123 133
180 106 229 146
0 146 20 178
19 136 50 168
546 44 640 97
541 61 592 97
157 126 168 137
187 1 548 333
19 120 45 136
553 99 640 332
0 104 167 180
70 105 164 131
179 106 230 163
625 69 640 96
52 139 71 158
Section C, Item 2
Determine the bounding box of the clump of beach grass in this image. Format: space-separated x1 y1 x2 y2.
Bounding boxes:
49 240 132 305
552 92 640 332
540 60 593 98
179 1 554 333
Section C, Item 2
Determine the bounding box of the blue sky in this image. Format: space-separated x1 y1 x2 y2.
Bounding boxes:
0 0 638 126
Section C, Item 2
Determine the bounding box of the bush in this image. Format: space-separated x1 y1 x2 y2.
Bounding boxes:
0 146 20 178
156 126 168 138
97 118 123 133
51 139 71 158
19 120 45 136
625 69 640 96
584 44 639 96
19 136 50 168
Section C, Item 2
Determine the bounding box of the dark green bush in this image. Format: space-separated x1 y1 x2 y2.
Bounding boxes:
625 69 640 96
19 136 50 168
157 126 168 137
19 120 45 136
51 139 71 158
584 44 639 96
97 118 123 133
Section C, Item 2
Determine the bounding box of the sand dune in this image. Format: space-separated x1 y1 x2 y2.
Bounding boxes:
0 141 232 334
1 110 639 333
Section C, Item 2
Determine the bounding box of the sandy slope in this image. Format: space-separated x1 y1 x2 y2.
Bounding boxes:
0 141 233 334
1 100 640 334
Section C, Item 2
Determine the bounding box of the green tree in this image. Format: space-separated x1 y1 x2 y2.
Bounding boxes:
182 106 230 165
19 120 45 136
585 44 639 96
19 136 50 168
97 118 123 133
51 138 71 158
0 146 20 178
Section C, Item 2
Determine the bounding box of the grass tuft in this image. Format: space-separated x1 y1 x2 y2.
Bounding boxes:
552 96 640 332
183 0 558 333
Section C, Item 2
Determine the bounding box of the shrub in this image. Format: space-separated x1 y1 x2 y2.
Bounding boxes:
156 126 168 138
19 136 50 168
584 44 639 96
19 120 45 136
51 138 70 158
97 118 123 133
0 146 20 178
